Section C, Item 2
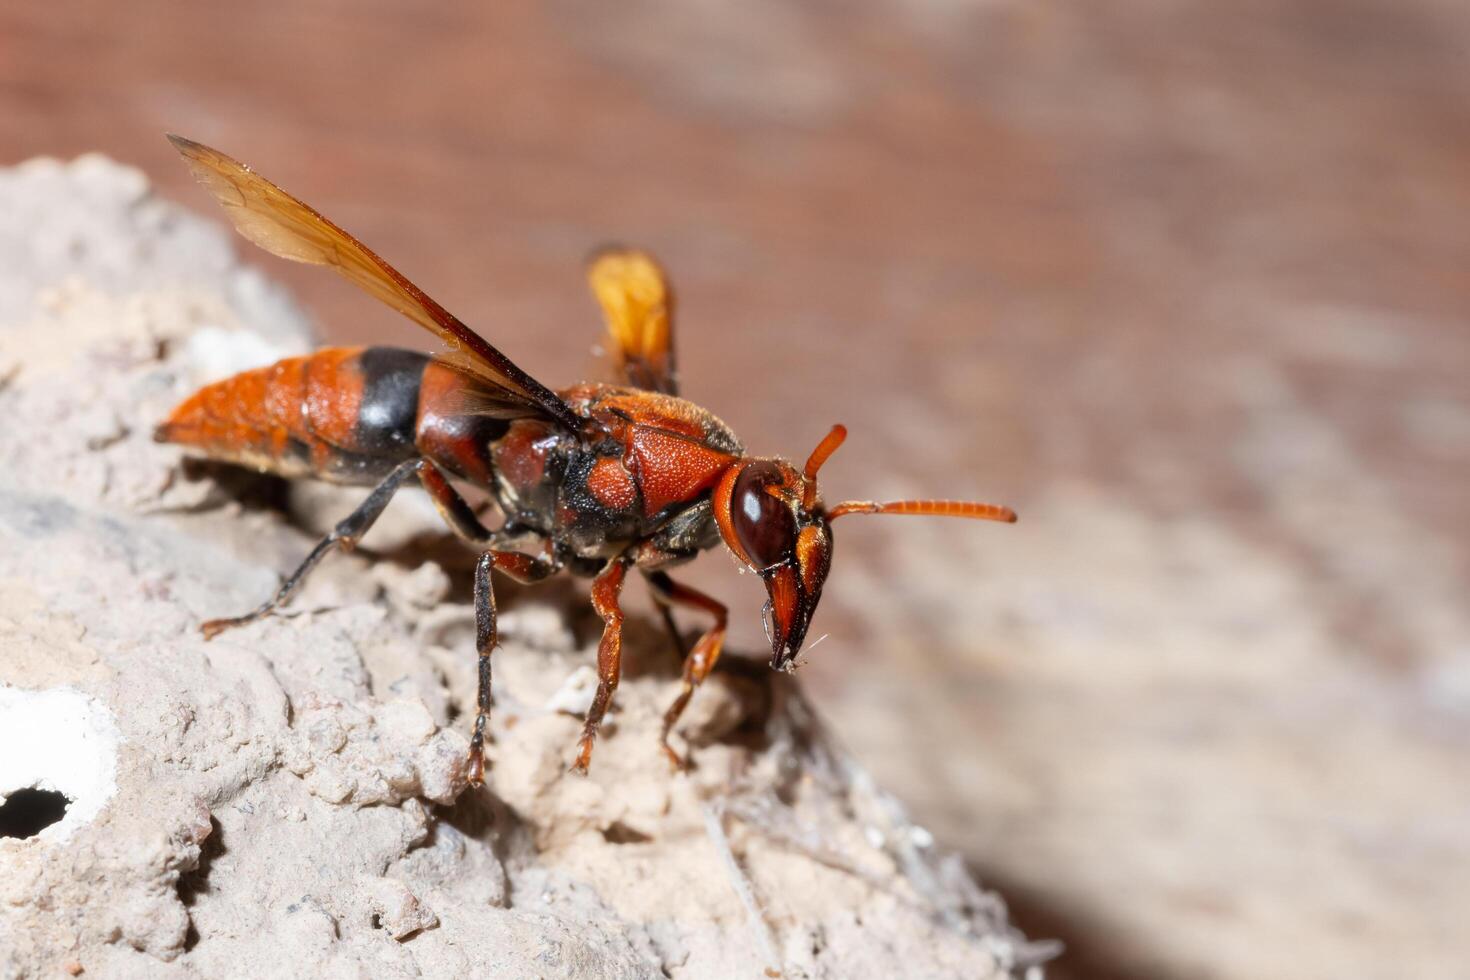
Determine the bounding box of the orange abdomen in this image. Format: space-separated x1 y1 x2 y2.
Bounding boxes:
156 346 426 485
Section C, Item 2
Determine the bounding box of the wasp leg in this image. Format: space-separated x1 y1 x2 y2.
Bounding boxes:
466 546 561 786
645 571 729 770
199 457 486 637
415 461 499 545
199 458 427 639
572 557 631 774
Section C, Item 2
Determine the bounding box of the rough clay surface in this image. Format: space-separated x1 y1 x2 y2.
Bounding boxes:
0 157 1051 978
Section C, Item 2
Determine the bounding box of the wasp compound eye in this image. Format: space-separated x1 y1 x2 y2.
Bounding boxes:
732 460 796 571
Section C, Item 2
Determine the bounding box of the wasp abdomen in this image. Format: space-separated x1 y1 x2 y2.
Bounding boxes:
157 346 427 485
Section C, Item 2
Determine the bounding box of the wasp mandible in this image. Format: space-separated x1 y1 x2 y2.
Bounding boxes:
156 135 1017 783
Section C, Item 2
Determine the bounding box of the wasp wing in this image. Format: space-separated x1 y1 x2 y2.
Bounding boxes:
586 246 678 395
167 134 582 430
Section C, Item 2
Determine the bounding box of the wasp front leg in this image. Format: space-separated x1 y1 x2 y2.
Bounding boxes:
645 571 729 770
572 556 631 774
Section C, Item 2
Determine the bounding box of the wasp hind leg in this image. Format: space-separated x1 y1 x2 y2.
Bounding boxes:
645 571 729 770
199 458 427 639
201 455 521 640
200 455 564 786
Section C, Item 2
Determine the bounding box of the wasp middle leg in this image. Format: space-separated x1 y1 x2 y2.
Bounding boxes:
466 546 561 786
645 570 729 769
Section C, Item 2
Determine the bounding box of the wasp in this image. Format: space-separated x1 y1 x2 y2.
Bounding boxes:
156 135 1017 783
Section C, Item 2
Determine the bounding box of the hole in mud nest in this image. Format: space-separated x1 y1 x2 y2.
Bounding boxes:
0 787 71 839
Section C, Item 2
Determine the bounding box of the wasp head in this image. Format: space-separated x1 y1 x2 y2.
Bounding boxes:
714 423 1016 672
713 428 847 671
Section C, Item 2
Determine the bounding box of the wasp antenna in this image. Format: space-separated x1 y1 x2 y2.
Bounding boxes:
802 424 847 510
803 424 847 481
826 499 1018 523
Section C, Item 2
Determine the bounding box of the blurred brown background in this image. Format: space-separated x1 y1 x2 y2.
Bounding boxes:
5 1 1468 977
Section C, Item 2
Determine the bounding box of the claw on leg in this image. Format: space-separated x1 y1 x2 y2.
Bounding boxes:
199 616 240 640
571 736 595 776
465 745 486 787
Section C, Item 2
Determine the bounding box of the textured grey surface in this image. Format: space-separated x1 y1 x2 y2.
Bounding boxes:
7 5 1470 975
0 157 1047 978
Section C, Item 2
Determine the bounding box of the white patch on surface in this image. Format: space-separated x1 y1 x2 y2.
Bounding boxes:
183 325 292 383
0 686 120 842
544 665 599 716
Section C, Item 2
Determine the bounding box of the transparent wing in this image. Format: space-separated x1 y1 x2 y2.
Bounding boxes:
167 134 581 429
